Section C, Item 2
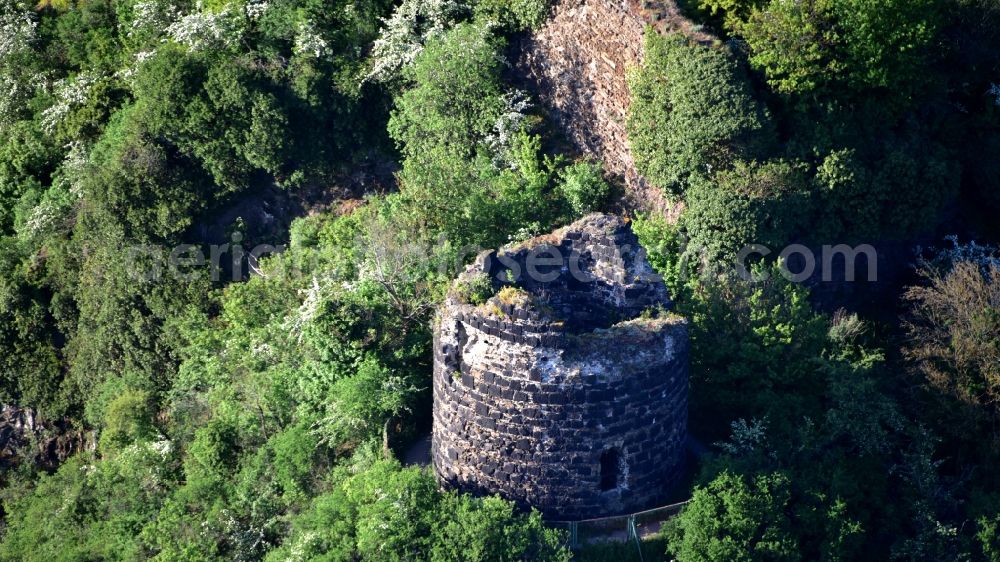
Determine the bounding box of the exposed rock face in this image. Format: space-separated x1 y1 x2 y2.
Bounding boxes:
432 214 688 519
0 405 95 471
516 0 710 216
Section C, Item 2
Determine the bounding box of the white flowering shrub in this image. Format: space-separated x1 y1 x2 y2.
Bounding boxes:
60 140 90 198
0 72 31 132
283 531 322 562
0 0 37 131
115 50 157 87
20 192 61 239
716 417 771 456
293 19 328 59
484 89 532 168
284 276 329 342
364 0 470 84
244 0 269 20
917 235 1000 274
0 0 35 63
127 0 180 42
19 197 61 241
15 141 89 242
40 71 102 135
165 2 244 52
216 508 269 562
989 83 1000 107
99 438 177 498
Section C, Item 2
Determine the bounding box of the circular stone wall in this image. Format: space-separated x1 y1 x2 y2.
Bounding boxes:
432 214 688 519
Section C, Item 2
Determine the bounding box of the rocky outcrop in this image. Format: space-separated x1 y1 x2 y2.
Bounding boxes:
0 405 95 471
432 214 689 518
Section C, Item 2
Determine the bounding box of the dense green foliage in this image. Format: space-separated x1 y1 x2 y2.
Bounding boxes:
626 31 772 196
627 0 988 256
388 22 604 247
665 471 799 562
267 453 568 561
1 0 999 558
0 0 573 558
626 248 1000 560
629 191 1000 559
680 159 811 261
735 0 941 99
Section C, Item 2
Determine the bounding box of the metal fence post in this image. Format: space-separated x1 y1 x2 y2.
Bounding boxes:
627 514 644 562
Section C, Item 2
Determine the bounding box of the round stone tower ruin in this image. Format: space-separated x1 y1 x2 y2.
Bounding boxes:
432 214 689 519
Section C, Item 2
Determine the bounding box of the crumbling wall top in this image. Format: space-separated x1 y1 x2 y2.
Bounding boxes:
447 214 672 333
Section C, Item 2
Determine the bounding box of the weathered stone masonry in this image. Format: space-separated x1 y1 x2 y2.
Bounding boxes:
516 0 711 216
432 215 689 519
517 0 653 210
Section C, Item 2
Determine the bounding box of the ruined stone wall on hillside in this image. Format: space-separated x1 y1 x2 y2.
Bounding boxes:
516 0 710 216
432 215 689 519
